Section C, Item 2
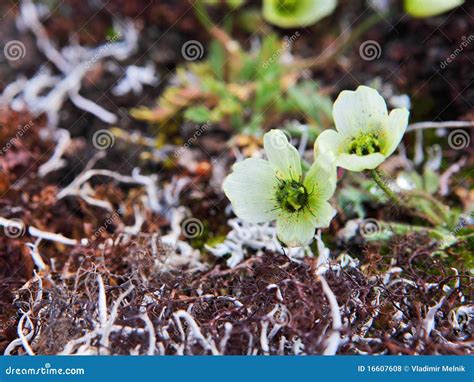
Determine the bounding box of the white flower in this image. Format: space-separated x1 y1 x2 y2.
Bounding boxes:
223 130 337 247
314 85 409 172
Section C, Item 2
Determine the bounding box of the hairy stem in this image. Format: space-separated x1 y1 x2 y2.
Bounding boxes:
370 169 401 205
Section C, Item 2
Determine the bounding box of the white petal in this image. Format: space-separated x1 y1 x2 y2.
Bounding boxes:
223 158 279 223
381 108 409 157
308 200 337 228
336 153 385 172
333 86 388 137
314 129 343 160
263 129 302 180
276 212 316 247
304 151 337 201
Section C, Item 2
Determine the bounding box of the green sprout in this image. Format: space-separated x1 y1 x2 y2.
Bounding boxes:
131 34 333 138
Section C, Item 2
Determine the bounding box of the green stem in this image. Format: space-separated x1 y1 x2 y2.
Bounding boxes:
193 0 241 53
456 232 474 241
193 0 214 32
378 222 452 242
370 169 400 205
192 0 242 79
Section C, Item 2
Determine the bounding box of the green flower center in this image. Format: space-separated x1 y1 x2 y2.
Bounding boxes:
275 179 309 213
276 0 299 14
348 133 381 156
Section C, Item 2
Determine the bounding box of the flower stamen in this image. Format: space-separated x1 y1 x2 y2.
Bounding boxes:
348 132 381 156
275 179 309 213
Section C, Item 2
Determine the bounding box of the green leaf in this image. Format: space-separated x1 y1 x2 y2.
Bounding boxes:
208 40 226 80
184 106 212 123
286 81 333 125
243 114 264 135
255 78 280 111
423 168 439 194
338 186 371 218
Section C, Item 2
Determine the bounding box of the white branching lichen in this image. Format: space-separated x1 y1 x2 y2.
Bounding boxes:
205 218 313 268
7 0 140 127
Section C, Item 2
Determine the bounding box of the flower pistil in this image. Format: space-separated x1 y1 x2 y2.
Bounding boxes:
275 179 310 213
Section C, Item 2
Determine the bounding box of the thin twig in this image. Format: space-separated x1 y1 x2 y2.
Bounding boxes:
407 121 474 132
